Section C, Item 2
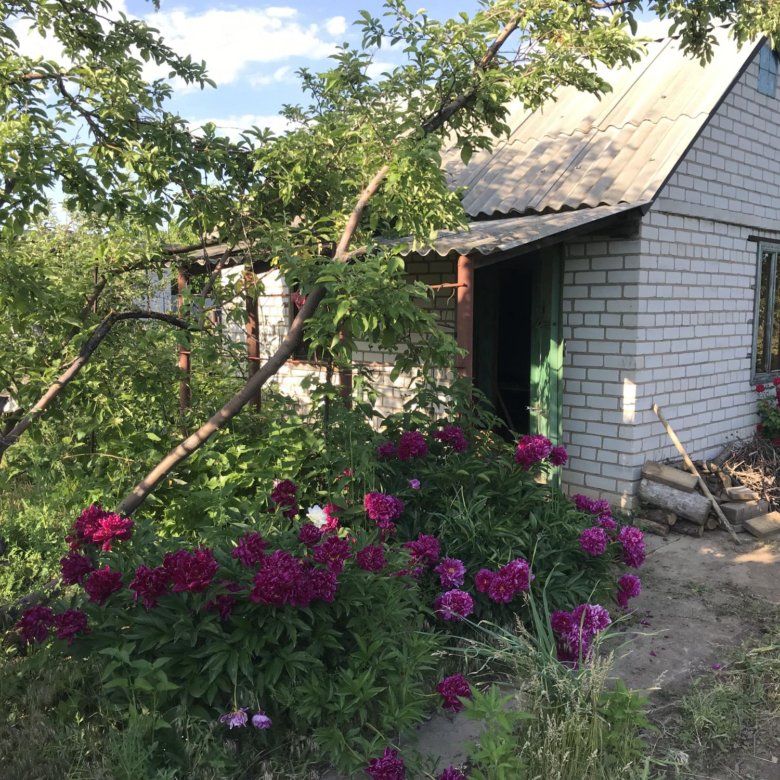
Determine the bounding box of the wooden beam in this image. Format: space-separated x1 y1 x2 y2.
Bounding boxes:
456 254 474 378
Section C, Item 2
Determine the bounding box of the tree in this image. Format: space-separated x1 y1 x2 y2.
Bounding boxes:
2 0 779 512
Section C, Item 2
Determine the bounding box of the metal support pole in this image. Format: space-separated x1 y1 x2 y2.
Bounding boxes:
177 266 191 411
245 271 261 410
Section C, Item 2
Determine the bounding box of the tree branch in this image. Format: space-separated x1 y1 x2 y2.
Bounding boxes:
116 15 525 515
0 311 190 462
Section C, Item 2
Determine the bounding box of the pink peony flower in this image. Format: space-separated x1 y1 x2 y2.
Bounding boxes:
436 674 472 713
366 747 406 780
438 769 467 780
433 425 469 453
500 558 534 592
231 532 269 568
129 564 170 609
364 492 405 525
270 479 298 518
219 708 248 729
298 523 322 546
376 441 397 459
84 566 123 605
548 445 568 466
252 711 272 729
434 590 474 622
616 573 642 608
356 544 387 572
403 533 440 565
474 568 494 593
579 526 609 556
617 526 646 568
52 609 88 644
60 550 95 585
16 605 54 643
397 430 428 460
163 548 219 593
435 558 466 588
313 536 352 573
514 434 552 469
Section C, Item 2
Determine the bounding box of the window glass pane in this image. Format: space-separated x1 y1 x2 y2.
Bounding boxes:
757 250 773 374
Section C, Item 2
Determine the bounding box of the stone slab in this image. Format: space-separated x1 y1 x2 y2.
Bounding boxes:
725 485 759 502
743 512 780 539
721 500 770 524
642 461 698 493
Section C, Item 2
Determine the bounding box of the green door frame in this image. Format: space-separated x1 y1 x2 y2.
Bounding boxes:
529 245 564 447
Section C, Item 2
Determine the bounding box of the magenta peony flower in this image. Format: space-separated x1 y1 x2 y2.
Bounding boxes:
313 536 352 573
435 558 466 588
514 434 553 469
251 711 272 730
205 581 242 621
499 558 534 592
219 708 248 729
403 533 440 566
52 609 88 644
487 572 516 603
597 515 618 530
433 425 469 453
270 479 299 518
397 430 428 460
579 527 609 556
163 547 219 593
551 603 612 667
67 504 133 551
617 526 646 568
548 445 568 466
129 564 170 609
356 544 387 572
364 492 405 525
434 589 474 622
436 674 472 713
231 532 269 568
376 441 397 459
573 494 611 517
250 550 302 606
366 747 406 780
16 605 54 643
60 550 95 585
84 566 123 605
298 523 322 546
438 768 467 780
474 568 494 593
408 478 421 490
616 573 642 608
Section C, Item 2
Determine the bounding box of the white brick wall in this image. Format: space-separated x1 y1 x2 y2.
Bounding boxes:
561 46 780 507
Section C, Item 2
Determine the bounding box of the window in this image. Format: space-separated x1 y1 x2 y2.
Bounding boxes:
758 44 778 97
754 243 780 378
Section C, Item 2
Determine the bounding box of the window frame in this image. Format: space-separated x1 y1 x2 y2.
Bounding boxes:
752 241 780 382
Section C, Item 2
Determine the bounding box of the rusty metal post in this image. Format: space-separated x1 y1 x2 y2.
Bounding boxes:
456 254 474 378
177 266 191 411
245 271 261 409
338 327 353 408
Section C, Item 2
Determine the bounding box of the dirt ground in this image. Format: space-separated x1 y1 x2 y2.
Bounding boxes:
326 531 780 779
611 531 780 780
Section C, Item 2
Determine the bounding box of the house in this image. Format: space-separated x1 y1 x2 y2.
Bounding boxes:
247 27 780 508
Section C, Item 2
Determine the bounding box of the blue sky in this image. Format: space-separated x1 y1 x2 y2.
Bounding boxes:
124 0 488 136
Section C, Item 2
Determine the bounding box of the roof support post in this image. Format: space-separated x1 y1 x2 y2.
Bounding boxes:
456 254 474 379
177 266 191 412
245 271 262 410
338 328 353 408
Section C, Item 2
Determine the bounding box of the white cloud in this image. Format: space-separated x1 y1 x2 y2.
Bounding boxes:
188 113 295 140
147 7 339 86
325 16 347 36
248 65 294 88
366 61 395 81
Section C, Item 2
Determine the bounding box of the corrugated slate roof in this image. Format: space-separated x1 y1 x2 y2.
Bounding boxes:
412 202 647 260
444 28 761 218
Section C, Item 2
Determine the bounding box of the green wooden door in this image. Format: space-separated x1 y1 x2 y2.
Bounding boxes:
529 246 564 446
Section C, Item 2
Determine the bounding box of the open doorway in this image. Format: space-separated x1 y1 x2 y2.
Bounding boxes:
472 248 563 441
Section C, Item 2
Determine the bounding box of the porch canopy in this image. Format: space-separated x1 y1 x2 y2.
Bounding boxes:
407 201 649 266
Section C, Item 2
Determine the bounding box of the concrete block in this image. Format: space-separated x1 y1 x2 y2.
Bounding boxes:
721 500 770 524
743 512 780 539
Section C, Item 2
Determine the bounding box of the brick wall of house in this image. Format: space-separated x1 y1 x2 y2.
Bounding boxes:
561 45 780 507
252 257 458 419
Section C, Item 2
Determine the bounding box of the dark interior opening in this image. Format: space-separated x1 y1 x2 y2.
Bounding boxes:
473 259 534 435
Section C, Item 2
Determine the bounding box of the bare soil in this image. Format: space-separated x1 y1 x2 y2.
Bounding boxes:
611 531 780 779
